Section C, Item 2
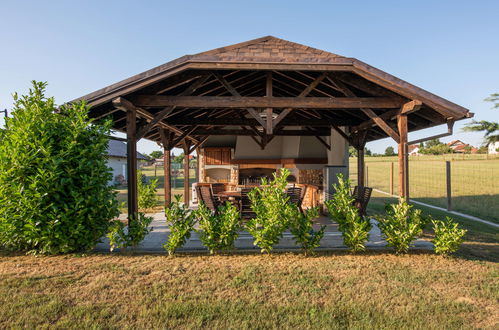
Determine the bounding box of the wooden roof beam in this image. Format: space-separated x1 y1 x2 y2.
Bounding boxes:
132 95 404 109
112 97 199 144
329 75 401 143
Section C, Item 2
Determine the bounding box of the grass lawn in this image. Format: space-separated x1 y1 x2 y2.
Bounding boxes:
0 194 498 329
0 251 497 328
350 155 499 223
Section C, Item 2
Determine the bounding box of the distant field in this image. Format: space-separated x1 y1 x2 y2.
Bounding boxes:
350 155 499 223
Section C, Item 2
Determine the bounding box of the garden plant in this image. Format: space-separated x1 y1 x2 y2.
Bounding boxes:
164 195 196 255
0 82 119 254
195 201 241 254
246 169 295 254
325 174 371 252
289 206 325 254
431 217 467 255
107 212 154 252
137 170 159 211
376 200 423 254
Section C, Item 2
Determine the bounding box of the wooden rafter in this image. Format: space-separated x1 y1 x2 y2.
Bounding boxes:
213 72 267 127
329 75 401 143
273 72 328 128
136 74 212 140
112 97 199 144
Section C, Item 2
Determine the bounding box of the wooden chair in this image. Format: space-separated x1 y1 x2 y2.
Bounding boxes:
286 185 307 214
211 183 225 195
196 185 219 214
240 188 255 219
352 186 373 216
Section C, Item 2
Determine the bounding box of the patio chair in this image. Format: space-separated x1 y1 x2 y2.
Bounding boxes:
196 185 219 214
352 186 373 216
240 188 255 220
286 185 307 214
211 183 225 195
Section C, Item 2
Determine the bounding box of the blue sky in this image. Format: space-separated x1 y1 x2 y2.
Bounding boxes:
1 0 498 155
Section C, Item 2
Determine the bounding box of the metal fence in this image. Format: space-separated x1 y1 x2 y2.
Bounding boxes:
349 156 499 223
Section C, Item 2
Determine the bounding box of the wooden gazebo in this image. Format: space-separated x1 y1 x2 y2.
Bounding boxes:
74 36 472 220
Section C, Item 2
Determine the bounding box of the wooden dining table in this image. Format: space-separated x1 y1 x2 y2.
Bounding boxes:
214 191 242 198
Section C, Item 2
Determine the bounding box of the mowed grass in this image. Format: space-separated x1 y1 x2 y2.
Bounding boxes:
350 155 499 223
1 162 498 329
0 251 497 329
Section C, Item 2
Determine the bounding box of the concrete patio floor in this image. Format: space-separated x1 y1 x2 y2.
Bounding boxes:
95 213 433 253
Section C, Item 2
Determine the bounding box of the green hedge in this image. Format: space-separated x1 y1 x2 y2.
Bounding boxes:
0 81 119 254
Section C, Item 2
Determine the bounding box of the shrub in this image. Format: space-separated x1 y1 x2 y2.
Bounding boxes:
376 200 423 254
246 168 295 254
107 213 154 252
164 195 196 255
431 217 467 256
325 174 371 252
0 81 119 254
195 202 241 254
341 209 372 253
138 171 159 211
289 207 325 254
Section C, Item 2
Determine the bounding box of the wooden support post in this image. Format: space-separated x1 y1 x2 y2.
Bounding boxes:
390 162 394 195
397 114 408 199
126 109 138 224
446 161 452 211
182 140 192 206
163 149 171 207
357 147 365 194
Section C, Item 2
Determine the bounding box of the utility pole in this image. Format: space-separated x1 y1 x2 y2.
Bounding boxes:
1 109 7 118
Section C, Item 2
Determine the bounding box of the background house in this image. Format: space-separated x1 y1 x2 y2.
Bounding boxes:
447 140 478 154
489 141 499 154
107 139 147 185
408 144 420 156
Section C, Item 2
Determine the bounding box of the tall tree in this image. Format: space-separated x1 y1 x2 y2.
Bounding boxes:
463 94 499 145
149 150 163 159
384 146 396 156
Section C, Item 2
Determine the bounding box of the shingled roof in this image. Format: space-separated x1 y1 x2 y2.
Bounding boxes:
192 36 345 63
75 36 473 146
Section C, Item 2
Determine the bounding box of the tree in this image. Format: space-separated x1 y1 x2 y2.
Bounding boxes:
364 147 372 156
149 150 163 159
0 82 119 254
384 146 396 156
425 138 442 148
173 153 185 163
348 146 357 157
463 94 499 145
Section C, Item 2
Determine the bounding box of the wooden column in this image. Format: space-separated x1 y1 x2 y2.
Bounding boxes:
163 149 171 207
357 147 365 194
397 114 409 199
182 140 192 206
126 109 138 223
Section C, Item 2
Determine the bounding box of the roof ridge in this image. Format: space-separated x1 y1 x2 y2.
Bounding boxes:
193 35 276 56
194 35 342 58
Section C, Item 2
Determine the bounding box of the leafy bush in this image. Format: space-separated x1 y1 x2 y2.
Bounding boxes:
195 202 241 254
431 217 467 256
376 200 423 254
0 81 119 254
107 213 154 252
246 168 295 254
325 174 371 252
107 220 128 252
138 171 159 211
289 207 325 254
164 195 196 255
341 209 372 253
